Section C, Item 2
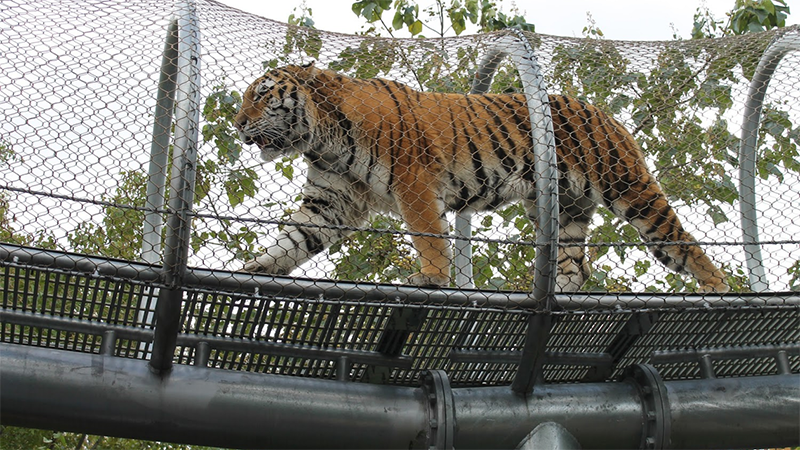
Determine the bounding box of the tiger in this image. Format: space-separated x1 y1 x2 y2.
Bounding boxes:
234 63 729 293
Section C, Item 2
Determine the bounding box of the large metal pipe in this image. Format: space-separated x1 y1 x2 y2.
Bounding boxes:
0 344 428 449
453 381 644 449
667 374 800 449
2 343 797 449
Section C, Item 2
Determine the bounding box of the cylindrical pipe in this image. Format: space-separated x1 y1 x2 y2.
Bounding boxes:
0 344 428 449
3 344 797 449
667 374 800 449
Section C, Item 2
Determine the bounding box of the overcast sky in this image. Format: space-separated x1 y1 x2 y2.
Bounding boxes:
216 0 797 41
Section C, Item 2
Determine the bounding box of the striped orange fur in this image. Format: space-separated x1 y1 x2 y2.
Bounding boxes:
235 63 729 293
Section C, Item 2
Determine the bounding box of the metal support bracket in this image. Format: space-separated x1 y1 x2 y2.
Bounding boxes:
625 364 671 449
422 370 455 450
362 307 427 384
517 422 582 450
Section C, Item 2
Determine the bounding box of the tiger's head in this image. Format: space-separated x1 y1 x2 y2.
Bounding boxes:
235 64 316 161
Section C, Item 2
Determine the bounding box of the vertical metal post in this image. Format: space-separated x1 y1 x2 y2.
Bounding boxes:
453 214 474 288
142 20 179 265
136 17 180 358
149 0 202 374
739 30 800 292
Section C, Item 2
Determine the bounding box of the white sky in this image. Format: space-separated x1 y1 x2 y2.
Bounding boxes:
216 0 797 41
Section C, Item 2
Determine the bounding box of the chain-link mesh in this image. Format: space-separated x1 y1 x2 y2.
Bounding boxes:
1 0 798 384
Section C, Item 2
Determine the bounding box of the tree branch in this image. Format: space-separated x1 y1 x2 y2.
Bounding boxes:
632 59 712 136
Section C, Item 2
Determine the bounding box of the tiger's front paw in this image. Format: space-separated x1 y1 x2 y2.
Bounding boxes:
696 279 730 294
407 272 450 288
242 254 284 274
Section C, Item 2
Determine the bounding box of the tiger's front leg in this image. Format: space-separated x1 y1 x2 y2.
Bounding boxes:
396 175 452 288
243 171 368 276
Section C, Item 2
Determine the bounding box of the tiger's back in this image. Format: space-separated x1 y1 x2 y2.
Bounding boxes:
235 64 729 293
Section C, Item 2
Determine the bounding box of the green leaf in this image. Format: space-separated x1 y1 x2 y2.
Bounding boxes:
409 20 423 35
707 204 729 226
392 10 405 30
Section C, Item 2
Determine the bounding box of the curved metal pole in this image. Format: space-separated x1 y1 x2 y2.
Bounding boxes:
453 46 513 289
452 35 558 393
463 33 559 306
739 29 800 292
474 31 558 394
136 16 181 359
150 0 202 373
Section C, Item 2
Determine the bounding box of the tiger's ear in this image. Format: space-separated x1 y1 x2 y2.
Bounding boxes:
292 62 322 85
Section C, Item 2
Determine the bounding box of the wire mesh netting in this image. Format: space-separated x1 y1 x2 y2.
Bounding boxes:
0 0 798 385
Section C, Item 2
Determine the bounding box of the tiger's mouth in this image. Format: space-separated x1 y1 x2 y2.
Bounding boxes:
241 132 283 151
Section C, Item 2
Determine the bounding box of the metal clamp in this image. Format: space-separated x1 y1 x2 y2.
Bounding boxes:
422 370 455 450
625 364 671 449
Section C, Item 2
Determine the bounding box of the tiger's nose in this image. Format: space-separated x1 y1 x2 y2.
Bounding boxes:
234 115 247 132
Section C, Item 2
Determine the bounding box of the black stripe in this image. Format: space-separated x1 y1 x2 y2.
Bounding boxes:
295 227 324 255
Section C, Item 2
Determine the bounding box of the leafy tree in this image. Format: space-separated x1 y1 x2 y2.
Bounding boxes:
67 170 147 260
0 427 227 450
728 0 790 34
352 0 533 37
0 142 57 248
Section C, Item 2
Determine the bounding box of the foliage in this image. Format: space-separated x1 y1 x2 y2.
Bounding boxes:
67 170 147 259
728 0 790 34
0 142 57 248
692 0 790 38
0 426 226 450
330 215 419 283
352 0 533 37
194 82 264 263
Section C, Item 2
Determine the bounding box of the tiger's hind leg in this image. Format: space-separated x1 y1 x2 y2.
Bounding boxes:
524 192 595 293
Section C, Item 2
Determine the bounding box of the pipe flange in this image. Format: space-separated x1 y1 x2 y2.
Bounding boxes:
421 370 455 450
625 363 671 449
